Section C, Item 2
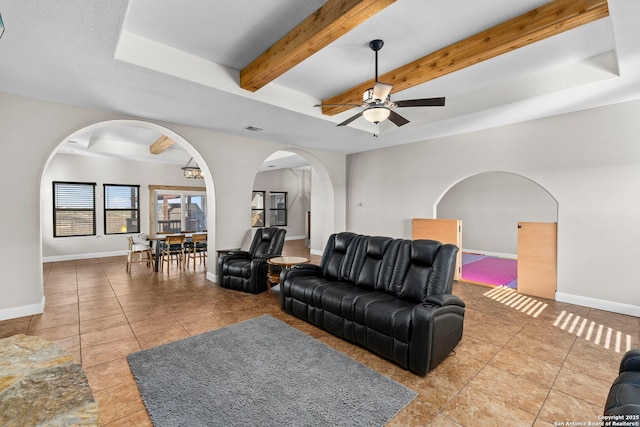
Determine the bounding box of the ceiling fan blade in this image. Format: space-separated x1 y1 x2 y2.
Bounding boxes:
337 111 364 127
394 97 446 108
372 82 393 100
387 110 410 127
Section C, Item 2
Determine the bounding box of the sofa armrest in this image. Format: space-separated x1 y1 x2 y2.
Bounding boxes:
409 301 465 375
424 293 466 308
293 263 320 272
220 251 250 261
280 264 321 282
620 349 640 373
254 254 282 261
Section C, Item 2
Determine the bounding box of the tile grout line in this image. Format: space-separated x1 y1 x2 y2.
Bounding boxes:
531 332 580 426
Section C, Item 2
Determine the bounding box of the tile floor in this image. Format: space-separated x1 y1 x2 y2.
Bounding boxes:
0 240 636 426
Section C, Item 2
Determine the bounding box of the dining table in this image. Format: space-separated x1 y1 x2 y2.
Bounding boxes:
147 233 198 272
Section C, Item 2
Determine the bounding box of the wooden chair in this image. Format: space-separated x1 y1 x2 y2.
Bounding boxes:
126 236 154 273
187 233 207 269
160 234 186 271
182 231 197 259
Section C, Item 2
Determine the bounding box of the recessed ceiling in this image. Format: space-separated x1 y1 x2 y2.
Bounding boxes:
0 0 639 161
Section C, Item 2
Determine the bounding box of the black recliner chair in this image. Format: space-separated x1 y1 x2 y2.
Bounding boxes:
218 227 286 294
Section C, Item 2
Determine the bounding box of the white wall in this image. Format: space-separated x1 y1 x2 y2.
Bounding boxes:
41 153 205 260
6 89 640 318
347 99 640 316
0 92 346 320
437 171 558 256
253 167 311 239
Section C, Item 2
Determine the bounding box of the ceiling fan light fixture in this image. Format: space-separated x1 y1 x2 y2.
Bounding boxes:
363 88 375 104
362 106 390 123
320 38 444 135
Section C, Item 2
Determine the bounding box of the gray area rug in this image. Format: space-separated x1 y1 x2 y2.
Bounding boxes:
127 315 416 427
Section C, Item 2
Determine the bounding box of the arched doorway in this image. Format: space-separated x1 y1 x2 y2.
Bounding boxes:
40 120 216 277
436 171 558 291
251 148 335 258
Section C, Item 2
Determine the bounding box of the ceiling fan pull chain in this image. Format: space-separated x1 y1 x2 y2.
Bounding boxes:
373 122 379 137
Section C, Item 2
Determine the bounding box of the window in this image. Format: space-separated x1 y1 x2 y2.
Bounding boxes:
104 184 140 234
269 192 287 226
153 189 207 233
251 191 265 227
53 181 96 237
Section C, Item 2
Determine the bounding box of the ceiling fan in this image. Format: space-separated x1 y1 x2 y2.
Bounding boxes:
317 39 445 137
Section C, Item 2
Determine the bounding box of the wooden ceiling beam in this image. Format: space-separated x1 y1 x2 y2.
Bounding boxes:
150 135 174 154
321 0 609 116
240 0 396 92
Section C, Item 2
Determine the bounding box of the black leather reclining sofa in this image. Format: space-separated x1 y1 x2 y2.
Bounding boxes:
604 349 640 416
280 232 464 376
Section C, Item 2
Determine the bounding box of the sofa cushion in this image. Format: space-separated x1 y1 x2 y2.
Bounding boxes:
426 243 459 296
320 232 357 281
225 259 251 279
388 240 454 303
249 227 286 258
347 236 394 290
353 296 415 342
285 276 344 305
317 285 376 320
386 240 431 303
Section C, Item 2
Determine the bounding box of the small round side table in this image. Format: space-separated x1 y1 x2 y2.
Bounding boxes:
267 256 309 294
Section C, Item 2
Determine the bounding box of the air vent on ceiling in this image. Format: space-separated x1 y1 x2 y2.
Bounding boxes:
245 126 263 132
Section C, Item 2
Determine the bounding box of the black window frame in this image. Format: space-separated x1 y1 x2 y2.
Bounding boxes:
104 184 141 235
251 190 265 227
53 181 97 238
269 191 288 226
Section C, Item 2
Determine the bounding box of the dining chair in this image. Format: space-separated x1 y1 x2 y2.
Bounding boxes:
187 233 207 269
126 236 154 273
160 234 186 271
182 230 196 254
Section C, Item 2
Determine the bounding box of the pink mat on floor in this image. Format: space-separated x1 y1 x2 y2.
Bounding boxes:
462 256 517 286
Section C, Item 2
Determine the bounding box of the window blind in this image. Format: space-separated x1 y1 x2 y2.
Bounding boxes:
53 182 96 237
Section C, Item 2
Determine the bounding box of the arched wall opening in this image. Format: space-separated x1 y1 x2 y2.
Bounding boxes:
39 119 216 274
250 148 335 257
435 171 558 289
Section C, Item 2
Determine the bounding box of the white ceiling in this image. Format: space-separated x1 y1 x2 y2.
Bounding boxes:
1 0 639 168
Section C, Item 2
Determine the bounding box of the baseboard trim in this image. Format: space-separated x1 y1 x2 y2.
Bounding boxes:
310 249 323 256
285 235 306 241
0 296 45 321
462 248 517 260
43 251 126 263
206 271 218 284
556 292 640 317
